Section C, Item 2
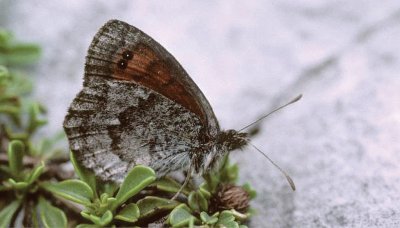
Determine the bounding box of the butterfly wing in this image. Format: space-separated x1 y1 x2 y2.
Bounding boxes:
64 20 219 182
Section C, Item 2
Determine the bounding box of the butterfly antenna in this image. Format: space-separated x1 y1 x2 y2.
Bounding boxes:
238 94 302 132
248 141 296 191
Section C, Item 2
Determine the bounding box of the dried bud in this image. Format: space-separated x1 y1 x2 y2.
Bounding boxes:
210 184 250 213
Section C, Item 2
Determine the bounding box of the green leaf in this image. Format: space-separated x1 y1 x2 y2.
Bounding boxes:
80 211 94 222
203 172 219 193
0 104 19 113
153 177 190 195
99 182 118 197
81 210 113 226
242 183 257 200
99 210 113 226
70 151 97 195
221 221 240 228
41 180 94 205
0 30 12 45
76 224 100 228
221 162 239 184
0 200 21 228
168 204 198 227
231 209 249 221
217 210 235 225
114 165 156 208
0 43 41 65
198 183 211 199
200 212 218 225
188 191 208 212
8 178 28 190
0 65 9 78
37 197 67 228
115 203 140 223
26 162 44 184
27 102 47 135
7 140 24 179
137 196 178 219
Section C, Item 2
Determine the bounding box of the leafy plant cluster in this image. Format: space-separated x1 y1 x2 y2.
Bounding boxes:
0 29 256 227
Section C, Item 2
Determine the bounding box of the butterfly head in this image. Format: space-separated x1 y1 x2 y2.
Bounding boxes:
217 129 249 151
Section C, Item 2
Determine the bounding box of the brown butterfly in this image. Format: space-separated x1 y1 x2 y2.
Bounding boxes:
63 20 299 195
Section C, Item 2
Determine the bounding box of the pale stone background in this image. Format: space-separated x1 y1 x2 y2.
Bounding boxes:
2 0 400 227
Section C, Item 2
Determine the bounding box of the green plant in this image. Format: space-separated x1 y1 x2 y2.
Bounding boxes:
0 29 257 227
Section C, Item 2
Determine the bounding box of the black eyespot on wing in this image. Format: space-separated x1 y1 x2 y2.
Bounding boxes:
122 50 133 60
117 59 128 69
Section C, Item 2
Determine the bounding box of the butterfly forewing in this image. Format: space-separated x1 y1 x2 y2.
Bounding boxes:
64 20 220 182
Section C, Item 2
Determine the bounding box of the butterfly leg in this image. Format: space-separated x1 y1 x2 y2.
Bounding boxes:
170 158 194 201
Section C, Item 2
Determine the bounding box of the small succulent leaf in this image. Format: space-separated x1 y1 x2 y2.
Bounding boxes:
0 106 20 116
37 197 67 228
188 191 208 212
99 210 113 226
188 217 195 228
99 181 118 197
1 43 41 65
76 224 99 228
242 183 257 199
100 193 109 203
80 211 92 221
0 65 9 78
230 209 249 221
26 162 44 184
221 221 240 228
221 163 239 184
114 165 156 208
7 140 24 179
217 210 235 225
137 196 178 219
203 172 219 193
70 151 97 195
41 180 93 205
168 204 197 227
0 200 21 228
8 178 28 190
115 203 140 223
27 102 47 135
207 217 218 225
87 214 101 226
200 211 218 225
106 197 117 205
198 183 211 199
153 177 190 195
0 29 12 44
81 211 110 226
200 211 208 222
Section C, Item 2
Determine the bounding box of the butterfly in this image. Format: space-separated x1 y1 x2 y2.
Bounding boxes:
63 20 298 193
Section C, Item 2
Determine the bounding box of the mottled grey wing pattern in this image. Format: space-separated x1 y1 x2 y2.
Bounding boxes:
64 20 220 182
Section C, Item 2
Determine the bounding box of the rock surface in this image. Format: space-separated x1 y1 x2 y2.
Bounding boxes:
2 0 400 227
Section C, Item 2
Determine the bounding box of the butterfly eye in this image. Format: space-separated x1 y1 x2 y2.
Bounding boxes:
122 50 133 60
117 59 128 69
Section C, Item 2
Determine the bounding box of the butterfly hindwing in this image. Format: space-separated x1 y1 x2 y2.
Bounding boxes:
64 76 204 182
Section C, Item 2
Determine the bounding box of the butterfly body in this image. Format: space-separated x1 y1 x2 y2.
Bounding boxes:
64 20 248 183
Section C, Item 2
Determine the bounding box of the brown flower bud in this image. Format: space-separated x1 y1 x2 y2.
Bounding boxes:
210 184 250 213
